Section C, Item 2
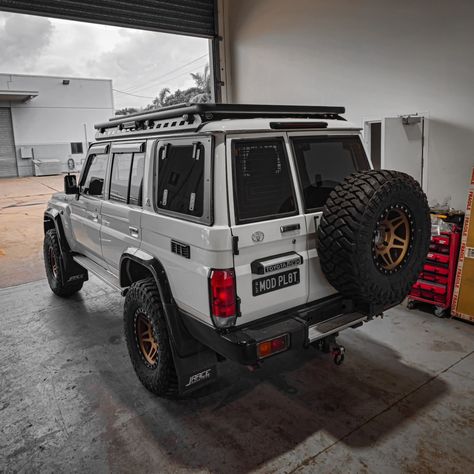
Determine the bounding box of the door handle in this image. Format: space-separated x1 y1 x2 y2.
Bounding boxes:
280 223 300 233
91 212 99 222
129 226 139 238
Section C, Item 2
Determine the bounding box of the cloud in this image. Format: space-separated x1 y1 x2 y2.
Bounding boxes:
85 29 209 107
0 13 53 71
0 11 208 109
0 12 208 110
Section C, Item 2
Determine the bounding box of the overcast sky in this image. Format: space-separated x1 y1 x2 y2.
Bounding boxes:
0 12 209 110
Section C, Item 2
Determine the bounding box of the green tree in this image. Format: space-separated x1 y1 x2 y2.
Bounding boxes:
115 64 212 115
150 64 212 109
115 107 139 116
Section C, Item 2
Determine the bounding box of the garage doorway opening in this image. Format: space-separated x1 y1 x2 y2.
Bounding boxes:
369 121 382 170
365 116 426 187
0 10 212 177
365 121 382 170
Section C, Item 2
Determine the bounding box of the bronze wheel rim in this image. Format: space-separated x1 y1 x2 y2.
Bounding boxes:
135 312 159 366
48 247 59 279
373 204 413 274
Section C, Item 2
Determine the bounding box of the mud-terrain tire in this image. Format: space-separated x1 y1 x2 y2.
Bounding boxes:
43 229 83 297
317 170 430 307
124 278 179 398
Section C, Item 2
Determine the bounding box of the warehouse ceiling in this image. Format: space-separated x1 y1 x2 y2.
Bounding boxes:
0 0 216 37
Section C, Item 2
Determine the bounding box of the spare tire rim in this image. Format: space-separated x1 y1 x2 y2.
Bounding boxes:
135 312 159 366
373 204 413 273
48 247 59 279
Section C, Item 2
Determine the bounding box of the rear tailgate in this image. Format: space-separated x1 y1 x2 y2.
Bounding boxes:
226 134 309 325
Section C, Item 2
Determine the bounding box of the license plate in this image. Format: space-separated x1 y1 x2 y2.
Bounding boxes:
252 269 300 296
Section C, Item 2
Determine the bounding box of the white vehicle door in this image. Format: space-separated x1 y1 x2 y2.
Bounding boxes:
289 133 371 303
69 144 110 263
227 135 309 325
100 142 145 274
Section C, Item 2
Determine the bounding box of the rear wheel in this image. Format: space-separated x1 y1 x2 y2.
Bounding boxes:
123 278 179 398
317 170 430 307
43 229 83 297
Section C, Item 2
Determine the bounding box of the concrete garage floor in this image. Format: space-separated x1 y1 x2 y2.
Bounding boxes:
1 175 474 472
1 277 474 473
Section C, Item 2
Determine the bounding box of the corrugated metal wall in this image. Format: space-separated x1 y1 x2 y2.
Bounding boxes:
0 108 18 177
0 0 216 37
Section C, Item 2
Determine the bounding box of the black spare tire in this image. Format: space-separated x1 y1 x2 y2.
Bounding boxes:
317 170 430 308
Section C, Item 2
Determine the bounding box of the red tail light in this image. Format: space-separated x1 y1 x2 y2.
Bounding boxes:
209 269 237 328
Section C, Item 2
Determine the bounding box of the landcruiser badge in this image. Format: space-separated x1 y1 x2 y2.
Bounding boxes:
252 231 264 243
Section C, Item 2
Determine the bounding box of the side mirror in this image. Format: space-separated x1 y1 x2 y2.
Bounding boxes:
88 177 104 196
64 174 79 195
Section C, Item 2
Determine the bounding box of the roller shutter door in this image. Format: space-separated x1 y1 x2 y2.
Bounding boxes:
0 108 17 178
0 0 216 37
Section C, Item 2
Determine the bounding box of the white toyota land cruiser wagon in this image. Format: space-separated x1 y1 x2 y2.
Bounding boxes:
43 104 430 397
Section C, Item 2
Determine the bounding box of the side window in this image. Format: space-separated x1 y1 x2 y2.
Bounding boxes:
110 153 133 203
232 139 297 224
129 153 145 206
81 153 108 197
292 136 370 211
109 151 145 206
157 143 204 217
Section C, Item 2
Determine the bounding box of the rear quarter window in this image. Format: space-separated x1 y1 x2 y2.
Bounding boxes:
156 142 205 218
292 136 370 211
232 139 297 224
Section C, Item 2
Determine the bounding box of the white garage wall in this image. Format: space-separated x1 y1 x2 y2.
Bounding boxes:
222 0 474 210
0 74 113 175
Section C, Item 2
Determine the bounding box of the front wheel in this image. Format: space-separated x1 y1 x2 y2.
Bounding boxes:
123 278 179 398
43 229 83 297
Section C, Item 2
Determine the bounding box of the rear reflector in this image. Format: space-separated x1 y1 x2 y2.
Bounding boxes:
257 334 289 359
209 269 237 328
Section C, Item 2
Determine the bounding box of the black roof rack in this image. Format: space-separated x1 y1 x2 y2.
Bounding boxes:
94 103 346 140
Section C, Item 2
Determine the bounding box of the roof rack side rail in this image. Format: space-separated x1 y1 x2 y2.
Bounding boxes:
95 103 346 131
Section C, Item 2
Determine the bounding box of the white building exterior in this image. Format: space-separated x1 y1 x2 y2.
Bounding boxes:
0 74 114 177
219 0 474 210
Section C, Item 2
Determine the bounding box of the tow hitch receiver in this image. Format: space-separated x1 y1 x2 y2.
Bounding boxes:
331 345 345 365
312 334 346 365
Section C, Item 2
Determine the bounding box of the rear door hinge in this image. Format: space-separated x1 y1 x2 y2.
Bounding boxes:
232 235 239 255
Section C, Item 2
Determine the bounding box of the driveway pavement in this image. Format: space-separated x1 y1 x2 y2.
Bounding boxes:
0 175 65 288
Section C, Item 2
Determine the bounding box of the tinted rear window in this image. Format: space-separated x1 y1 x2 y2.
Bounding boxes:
232 139 297 224
292 136 369 210
157 143 204 217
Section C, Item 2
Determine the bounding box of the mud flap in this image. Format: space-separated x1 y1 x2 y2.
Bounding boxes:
61 251 89 286
169 343 218 395
161 302 218 395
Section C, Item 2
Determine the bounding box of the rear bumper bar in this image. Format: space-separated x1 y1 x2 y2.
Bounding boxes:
180 295 377 366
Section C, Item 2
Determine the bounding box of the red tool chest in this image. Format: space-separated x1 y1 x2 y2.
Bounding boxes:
407 224 461 317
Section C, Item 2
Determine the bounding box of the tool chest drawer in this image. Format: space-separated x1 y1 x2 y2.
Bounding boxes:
426 252 450 264
423 263 449 276
408 223 462 314
420 271 448 285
